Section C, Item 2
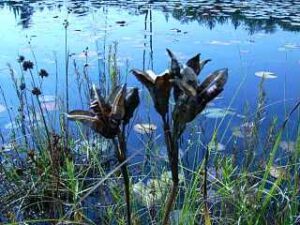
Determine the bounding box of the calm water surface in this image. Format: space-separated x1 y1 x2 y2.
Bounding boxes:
0 0 300 161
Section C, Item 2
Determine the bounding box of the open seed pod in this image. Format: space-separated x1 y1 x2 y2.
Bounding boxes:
166 48 181 78
166 48 211 101
131 69 172 118
123 87 140 125
173 68 228 137
67 84 139 138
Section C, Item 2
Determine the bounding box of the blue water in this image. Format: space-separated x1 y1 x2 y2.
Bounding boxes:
0 2 300 223
0 1 300 161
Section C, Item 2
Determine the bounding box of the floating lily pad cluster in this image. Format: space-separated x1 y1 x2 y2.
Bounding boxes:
133 170 185 208
255 71 277 79
133 123 157 134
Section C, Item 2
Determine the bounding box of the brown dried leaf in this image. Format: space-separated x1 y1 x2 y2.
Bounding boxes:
110 85 126 120
173 78 197 97
166 48 181 78
90 84 110 115
199 59 211 75
133 68 171 117
124 87 140 124
67 110 98 122
186 53 200 75
154 73 172 116
197 68 228 98
67 110 110 137
131 69 156 86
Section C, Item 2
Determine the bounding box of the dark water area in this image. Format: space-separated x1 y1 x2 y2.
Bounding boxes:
0 0 300 164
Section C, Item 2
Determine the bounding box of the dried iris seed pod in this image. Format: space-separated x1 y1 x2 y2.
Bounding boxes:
166 48 211 101
67 84 139 138
131 69 171 118
173 68 228 137
39 69 49 78
132 49 228 225
22 60 34 71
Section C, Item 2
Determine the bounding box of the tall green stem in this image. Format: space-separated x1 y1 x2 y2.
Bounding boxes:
162 116 179 225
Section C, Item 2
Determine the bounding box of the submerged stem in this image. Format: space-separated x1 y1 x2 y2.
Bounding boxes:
64 19 70 151
162 116 179 225
162 180 179 225
35 95 51 147
115 130 132 225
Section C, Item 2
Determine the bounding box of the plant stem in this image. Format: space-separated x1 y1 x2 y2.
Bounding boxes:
203 146 212 225
162 116 179 225
64 19 69 151
162 180 179 225
115 129 131 225
35 95 51 147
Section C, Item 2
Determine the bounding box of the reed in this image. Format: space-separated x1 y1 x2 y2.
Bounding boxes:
0 44 299 225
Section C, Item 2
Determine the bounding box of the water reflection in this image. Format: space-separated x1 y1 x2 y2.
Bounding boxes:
0 0 299 144
2 0 300 33
142 5 153 70
1 1 34 28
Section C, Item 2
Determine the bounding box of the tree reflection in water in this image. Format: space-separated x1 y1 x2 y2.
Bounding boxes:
1 0 300 33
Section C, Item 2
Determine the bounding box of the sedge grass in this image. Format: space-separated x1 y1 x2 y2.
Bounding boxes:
0 40 299 225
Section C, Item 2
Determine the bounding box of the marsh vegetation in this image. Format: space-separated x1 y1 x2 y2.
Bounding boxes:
0 1 300 224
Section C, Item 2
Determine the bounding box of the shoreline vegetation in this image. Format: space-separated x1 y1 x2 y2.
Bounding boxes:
0 2 300 224
0 44 299 225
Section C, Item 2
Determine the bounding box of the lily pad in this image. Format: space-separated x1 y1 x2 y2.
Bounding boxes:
0 104 6 113
4 122 20 130
0 144 14 153
208 142 225 151
232 122 254 138
170 28 182 33
280 141 296 152
133 171 185 208
134 123 157 134
255 71 277 79
160 171 185 184
158 147 184 161
269 166 288 179
232 127 244 138
76 50 98 59
203 107 235 119
39 95 58 111
208 40 232 46
282 43 300 50
170 210 181 225
241 121 255 133
169 210 193 225
41 102 58 111
40 95 56 102
133 179 163 207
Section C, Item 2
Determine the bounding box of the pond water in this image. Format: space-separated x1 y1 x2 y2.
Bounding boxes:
0 0 300 164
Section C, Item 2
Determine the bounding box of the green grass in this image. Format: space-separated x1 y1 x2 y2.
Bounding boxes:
0 43 299 225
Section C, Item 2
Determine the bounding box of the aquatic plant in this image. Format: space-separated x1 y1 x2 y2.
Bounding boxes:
132 48 228 224
63 18 70 152
67 84 139 225
1 14 300 223
38 69 49 78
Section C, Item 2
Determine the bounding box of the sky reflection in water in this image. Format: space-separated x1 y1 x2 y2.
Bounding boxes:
0 1 299 162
